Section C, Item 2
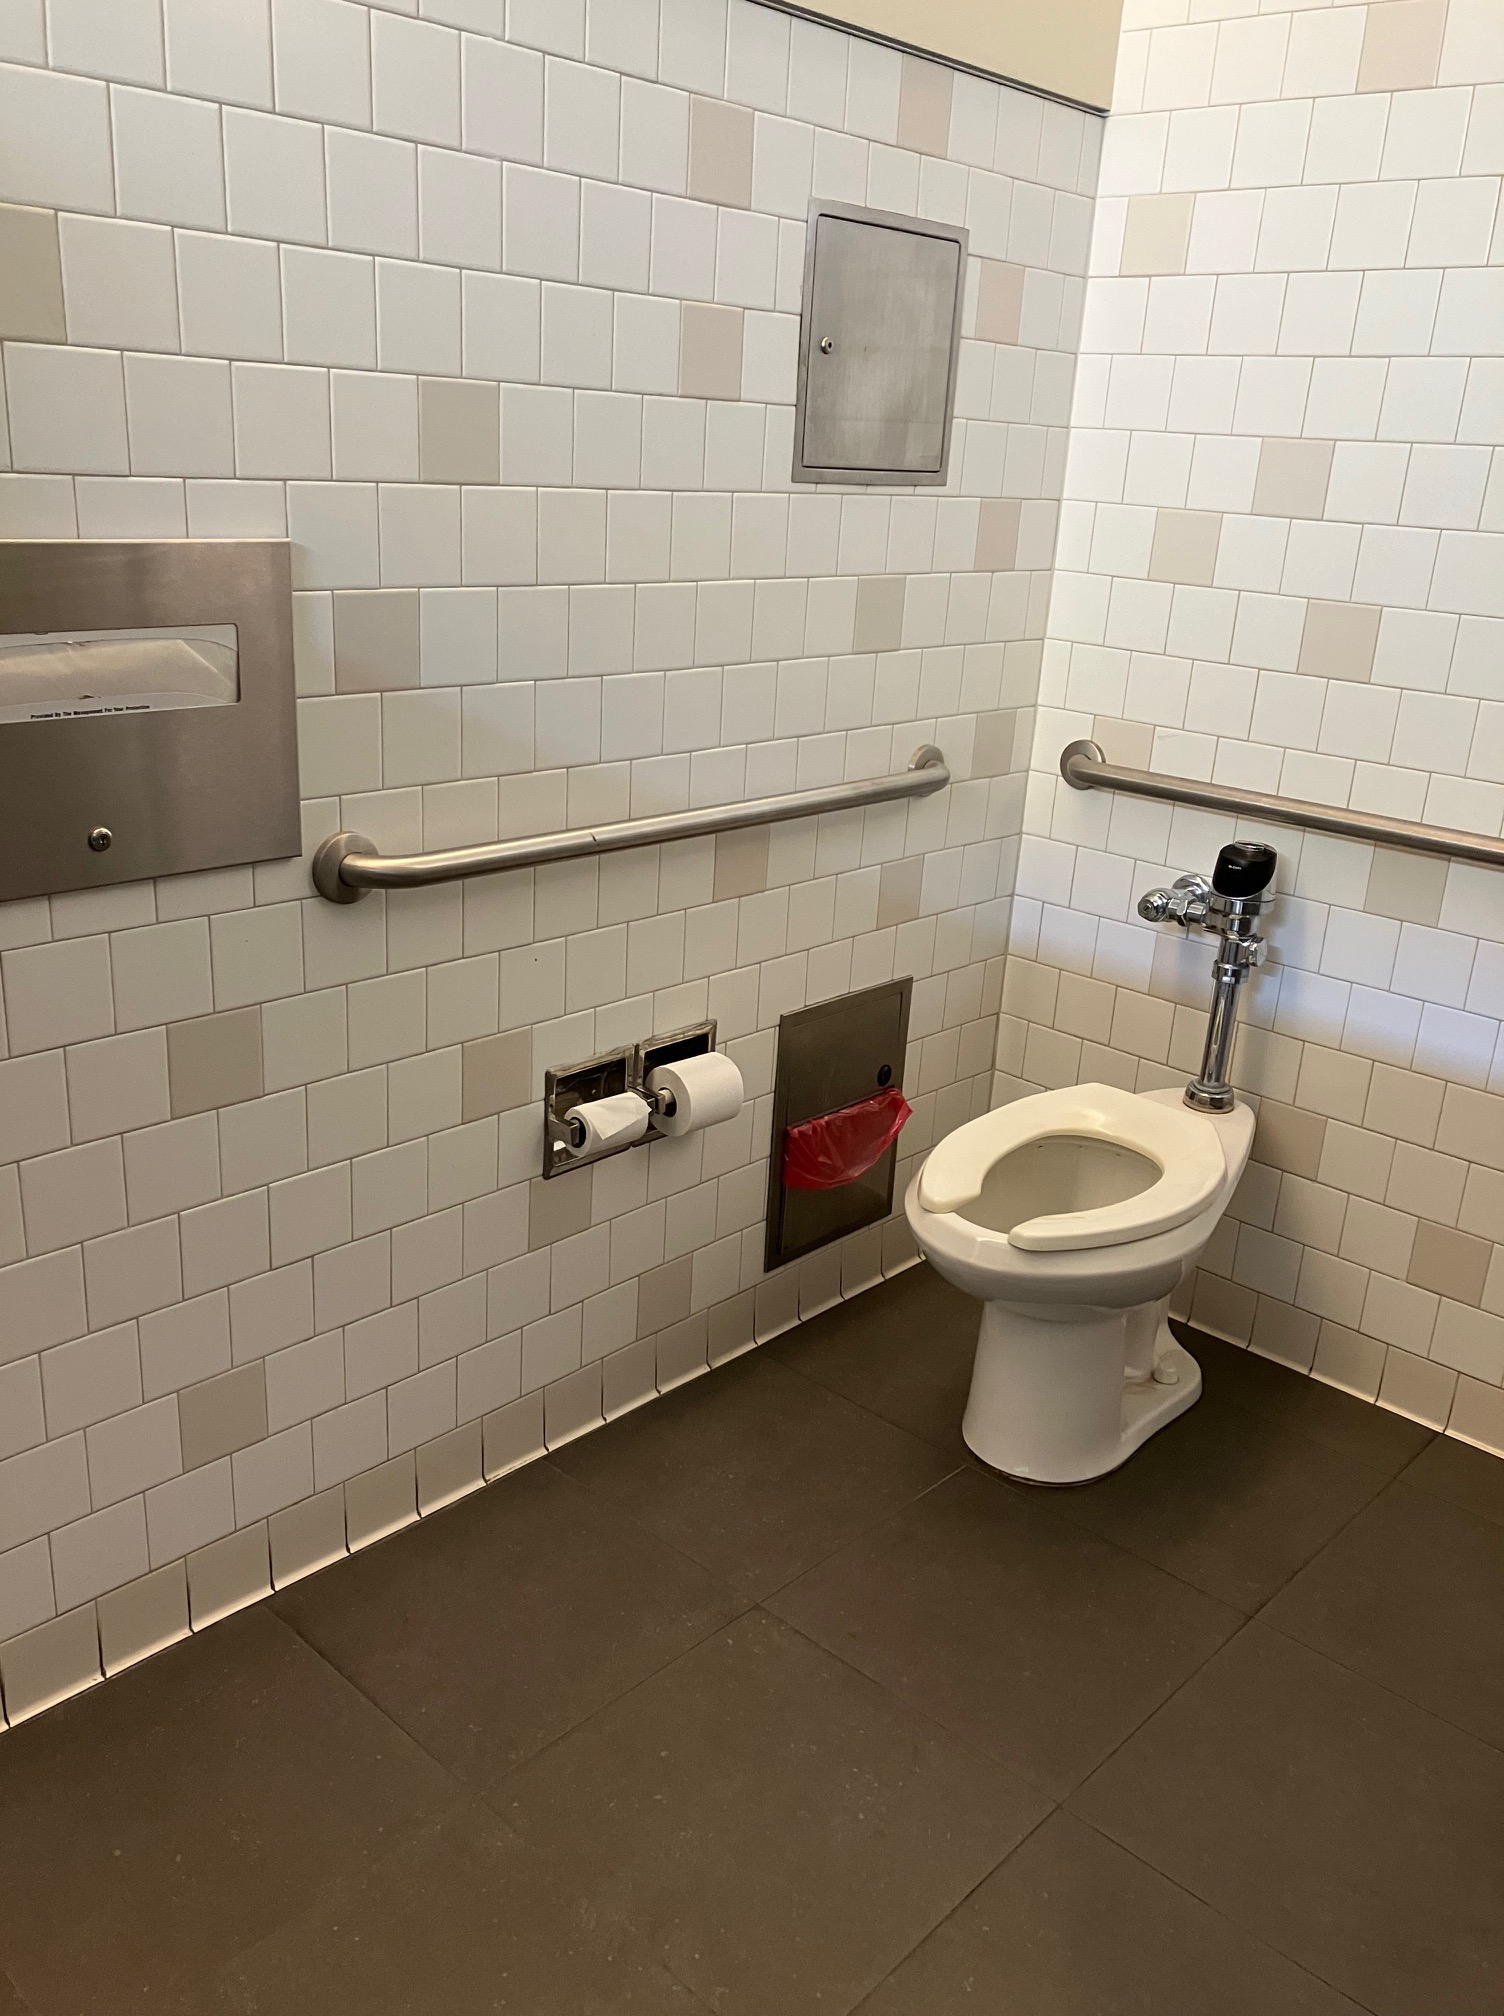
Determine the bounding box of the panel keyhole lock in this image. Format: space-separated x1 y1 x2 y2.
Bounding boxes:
87 827 113 853
877 1063 893 1087
819 336 834 354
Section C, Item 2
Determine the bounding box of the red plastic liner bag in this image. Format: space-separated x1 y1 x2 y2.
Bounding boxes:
782 1086 913 1191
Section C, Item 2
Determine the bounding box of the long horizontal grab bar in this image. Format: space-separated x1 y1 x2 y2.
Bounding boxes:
1060 739 1504 870
313 744 950 903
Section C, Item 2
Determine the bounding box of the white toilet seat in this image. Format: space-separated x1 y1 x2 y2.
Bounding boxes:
916 1082 1227 1253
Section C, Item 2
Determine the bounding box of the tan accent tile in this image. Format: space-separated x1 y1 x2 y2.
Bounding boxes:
1438 1084 1504 1172
971 709 1019 779
529 1168 593 1250
463 1027 531 1121
187 1523 270 1629
0 1606 101 1724
1408 1220 1491 1305
1386 1140 1467 1224
1358 0 1446 91
714 824 769 901
1365 847 1447 927
1318 1120 1394 1202
1251 1100 1328 1180
1365 1062 1445 1147
1448 1374 1504 1457
1313 1321 1386 1401
876 854 922 927
1252 437 1334 520
418 376 500 486
604 1334 659 1414
416 1418 484 1513
0 202 65 342
1119 192 1194 278
975 497 1021 571
975 260 1026 344
544 1359 603 1447
167 1006 263 1119
1091 717 1155 768
1110 990 1174 1062
853 575 907 653
637 1254 692 1336
897 53 953 156
1056 971 1114 1044
333 588 420 692
96 1562 190 1675
1191 1270 1256 1344
656 1309 709 1388
269 1487 346 1588
346 1452 418 1549
688 95 753 207
1149 508 1221 588
1297 599 1381 684
1250 1295 1319 1372
178 1361 269 1470
483 1389 546 1479
1377 1344 1455 1428
1295 1043 1371 1124
679 301 743 401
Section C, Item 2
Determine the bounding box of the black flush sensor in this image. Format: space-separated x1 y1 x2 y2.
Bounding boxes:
1212 841 1277 897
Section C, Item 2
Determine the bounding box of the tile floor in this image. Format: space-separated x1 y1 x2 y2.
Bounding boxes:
2 1263 1502 2016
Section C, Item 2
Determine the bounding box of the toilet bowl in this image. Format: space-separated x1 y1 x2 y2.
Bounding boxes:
905 1082 1254 1484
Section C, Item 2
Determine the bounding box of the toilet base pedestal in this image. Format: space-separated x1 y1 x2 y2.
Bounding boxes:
961 1300 1201 1485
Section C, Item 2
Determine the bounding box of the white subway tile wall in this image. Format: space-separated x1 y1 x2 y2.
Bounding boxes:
0 1 1097 1721
1017 0 1504 1468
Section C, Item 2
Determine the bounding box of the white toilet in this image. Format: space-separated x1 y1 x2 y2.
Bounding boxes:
905 1082 1254 1484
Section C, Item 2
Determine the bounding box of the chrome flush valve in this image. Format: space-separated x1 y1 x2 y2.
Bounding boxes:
1137 842 1278 1114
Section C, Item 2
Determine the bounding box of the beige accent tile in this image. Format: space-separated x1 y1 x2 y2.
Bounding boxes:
1120 193 1194 277
971 709 1019 779
1298 599 1382 684
1110 991 1174 1062
603 1334 658 1416
1409 1220 1491 1305
1438 1085 1504 1172
416 1418 484 1513
707 1288 755 1366
975 261 1026 345
0 203 65 342
529 1168 593 1250
1365 847 1447 927
974 497 1021 571
269 1487 346 1588
637 1254 692 1336
1377 1343 1455 1428
178 1361 269 1470
418 376 500 486
1313 1321 1386 1401
1365 1062 1446 1147
1448 1375 1504 1458
688 96 753 207
1358 0 1447 90
852 575 906 654
656 1310 708 1389
333 588 420 693
1056 971 1114 1044
1191 1270 1257 1343
1295 1043 1371 1124
1252 437 1334 520
462 1027 531 1122
1091 717 1155 769
346 1452 418 1550
1251 1099 1328 1179
876 854 923 927
167 1006 263 1119
1250 1295 1319 1372
0 1605 101 1724
544 1359 603 1448
714 823 769 901
187 1523 270 1630
1149 508 1222 588
1318 1120 1394 1202
1386 1140 1467 1224
679 301 743 401
897 54 953 156
96 1561 190 1675
482 1389 545 1479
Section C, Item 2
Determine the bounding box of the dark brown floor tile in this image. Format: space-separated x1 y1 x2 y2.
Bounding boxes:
0 1973 34 2016
274 1460 742 1795
1400 1430 1504 1528
1070 1623 1504 2016
550 1352 955 1600
208 1797 702 2015
0 1609 460 2016
499 1609 1048 2016
770 1263 979 1459
768 1468 1240 1797
858 1809 1365 2016
1264 1479 1504 1751
1179 1326 1435 1477
1042 1378 1393 1612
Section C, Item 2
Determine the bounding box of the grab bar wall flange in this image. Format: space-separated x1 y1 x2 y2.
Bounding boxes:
1059 739 1504 872
313 744 950 903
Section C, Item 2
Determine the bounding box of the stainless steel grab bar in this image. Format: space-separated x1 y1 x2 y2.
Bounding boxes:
1060 739 1504 871
313 744 950 903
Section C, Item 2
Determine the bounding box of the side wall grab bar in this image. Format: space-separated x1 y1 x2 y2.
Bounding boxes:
313 744 950 903
1060 739 1504 871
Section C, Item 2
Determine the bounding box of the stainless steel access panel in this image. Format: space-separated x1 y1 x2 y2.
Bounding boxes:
793 202 968 487
0 541 301 902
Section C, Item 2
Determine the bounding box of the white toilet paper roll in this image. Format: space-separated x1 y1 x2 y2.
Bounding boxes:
565 1090 651 1157
647 1051 745 1137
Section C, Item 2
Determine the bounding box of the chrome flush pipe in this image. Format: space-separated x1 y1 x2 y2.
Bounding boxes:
1137 843 1279 1114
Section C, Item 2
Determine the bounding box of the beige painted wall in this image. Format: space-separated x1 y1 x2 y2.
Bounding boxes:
789 0 1124 109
